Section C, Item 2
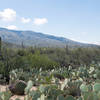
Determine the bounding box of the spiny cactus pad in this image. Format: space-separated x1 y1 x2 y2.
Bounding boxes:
80 84 88 92
93 83 100 92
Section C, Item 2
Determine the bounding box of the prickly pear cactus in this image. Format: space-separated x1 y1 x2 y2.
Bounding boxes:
57 95 75 100
93 83 100 92
30 90 41 100
25 80 33 94
80 83 88 92
87 92 99 100
65 95 75 100
57 94 65 100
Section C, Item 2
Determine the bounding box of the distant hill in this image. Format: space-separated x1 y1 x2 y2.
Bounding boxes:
2 41 22 49
0 27 99 48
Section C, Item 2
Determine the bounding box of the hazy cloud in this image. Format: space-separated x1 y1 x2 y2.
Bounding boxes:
92 41 100 45
0 8 16 21
33 18 48 25
5 25 18 30
21 17 31 23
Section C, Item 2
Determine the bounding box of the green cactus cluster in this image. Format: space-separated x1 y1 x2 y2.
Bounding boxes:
1 63 100 100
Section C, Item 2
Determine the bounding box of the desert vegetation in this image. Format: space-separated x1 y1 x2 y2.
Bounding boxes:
0 38 100 100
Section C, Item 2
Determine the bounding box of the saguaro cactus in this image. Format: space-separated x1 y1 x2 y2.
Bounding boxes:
21 41 25 49
0 37 1 54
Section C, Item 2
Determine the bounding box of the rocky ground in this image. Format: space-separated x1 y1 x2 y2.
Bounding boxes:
0 85 8 92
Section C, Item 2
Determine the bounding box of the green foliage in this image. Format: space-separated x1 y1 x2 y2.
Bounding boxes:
0 45 100 82
1 43 100 100
27 53 59 69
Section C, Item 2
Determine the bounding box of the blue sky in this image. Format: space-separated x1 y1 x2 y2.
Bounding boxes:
0 0 100 44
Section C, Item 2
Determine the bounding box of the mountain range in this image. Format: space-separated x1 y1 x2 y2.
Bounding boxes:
0 27 99 48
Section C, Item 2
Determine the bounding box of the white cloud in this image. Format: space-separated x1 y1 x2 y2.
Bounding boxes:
5 25 18 30
33 18 48 25
91 41 100 45
21 17 31 23
0 8 16 21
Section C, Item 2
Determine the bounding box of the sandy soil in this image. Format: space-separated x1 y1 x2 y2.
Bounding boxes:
10 95 25 100
0 85 8 92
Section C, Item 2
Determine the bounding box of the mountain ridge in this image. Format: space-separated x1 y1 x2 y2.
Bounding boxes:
0 27 99 48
